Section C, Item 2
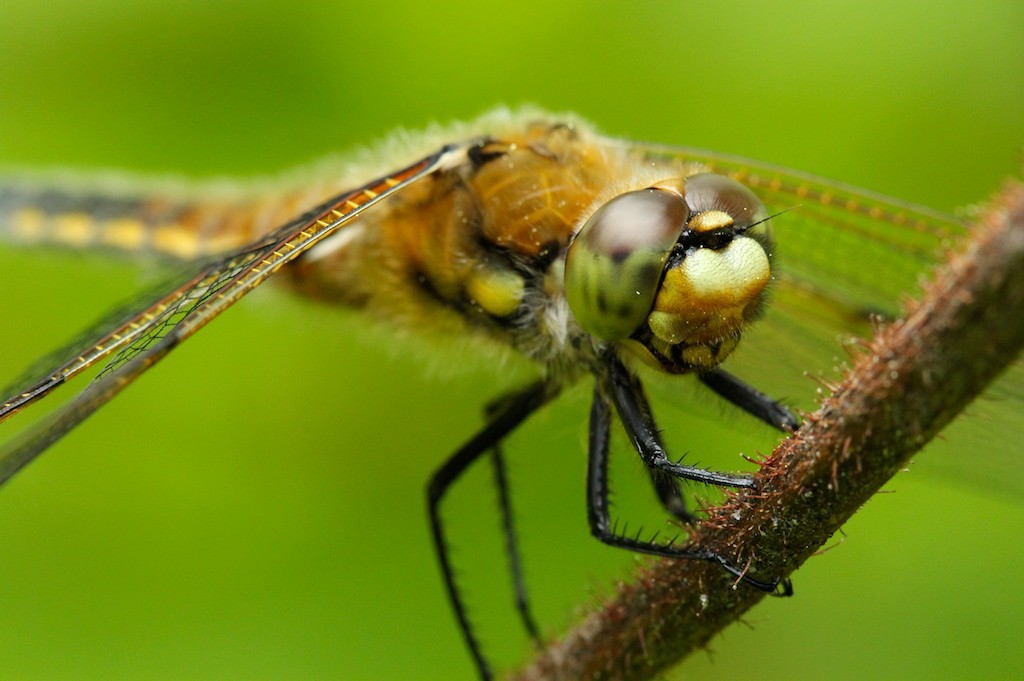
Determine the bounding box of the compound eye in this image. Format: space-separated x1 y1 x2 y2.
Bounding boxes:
565 188 688 340
683 173 767 232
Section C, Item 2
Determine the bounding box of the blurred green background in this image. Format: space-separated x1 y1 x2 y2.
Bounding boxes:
1 1 1022 679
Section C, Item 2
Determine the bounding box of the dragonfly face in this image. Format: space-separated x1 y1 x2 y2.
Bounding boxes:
565 173 775 371
0 109 1019 680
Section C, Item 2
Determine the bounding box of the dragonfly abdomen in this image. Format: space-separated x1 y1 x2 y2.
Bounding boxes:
0 178 321 261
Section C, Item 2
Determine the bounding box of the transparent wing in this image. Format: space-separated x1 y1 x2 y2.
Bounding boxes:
632 142 1024 501
0 143 464 486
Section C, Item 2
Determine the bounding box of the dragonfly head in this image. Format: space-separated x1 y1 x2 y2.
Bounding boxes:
564 173 774 373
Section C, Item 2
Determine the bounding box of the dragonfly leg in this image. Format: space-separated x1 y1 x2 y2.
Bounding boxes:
605 356 756 488
647 469 697 523
488 443 542 644
644 370 800 536
427 380 552 681
698 368 800 432
644 368 800 529
587 385 781 592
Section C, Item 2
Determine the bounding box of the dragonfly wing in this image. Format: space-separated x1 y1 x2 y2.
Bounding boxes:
0 261 211 422
631 141 1023 500
0 143 466 487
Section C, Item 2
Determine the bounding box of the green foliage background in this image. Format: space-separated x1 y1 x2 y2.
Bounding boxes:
1 1 1022 679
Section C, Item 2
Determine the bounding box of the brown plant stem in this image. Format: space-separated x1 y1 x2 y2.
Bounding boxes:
513 180 1024 681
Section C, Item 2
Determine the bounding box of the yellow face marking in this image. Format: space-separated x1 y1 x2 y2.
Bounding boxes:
648 236 770 346
53 212 97 247
687 209 733 233
681 344 714 368
680 238 770 301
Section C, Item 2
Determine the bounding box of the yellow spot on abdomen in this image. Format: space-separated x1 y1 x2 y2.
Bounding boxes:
100 218 147 251
11 208 46 242
53 212 97 247
152 223 199 259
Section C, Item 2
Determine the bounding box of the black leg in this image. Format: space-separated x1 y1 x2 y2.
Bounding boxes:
489 443 542 643
647 468 697 523
699 368 800 432
645 368 798 520
427 381 551 681
587 385 780 592
605 356 755 488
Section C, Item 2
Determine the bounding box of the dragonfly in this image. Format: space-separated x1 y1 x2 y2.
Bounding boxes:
0 109 1020 680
